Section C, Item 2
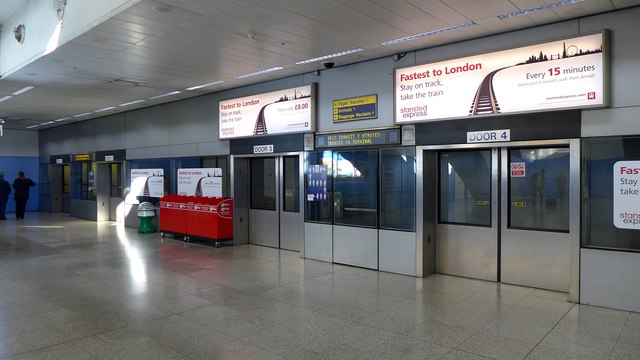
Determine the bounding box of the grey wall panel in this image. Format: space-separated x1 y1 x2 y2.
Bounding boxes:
144 146 171 159
304 222 332 262
70 199 97 221
126 147 146 159
94 114 126 151
582 106 640 137
124 105 172 148
379 230 416 276
581 248 640 312
197 141 229 156
333 225 378 269
317 59 394 133
1 129 38 156
169 96 218 144
580 7 640 108
170 143 198 157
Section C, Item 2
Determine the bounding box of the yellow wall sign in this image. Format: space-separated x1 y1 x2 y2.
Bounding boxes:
475 200 489 206
512 202 527 207
333 94 378 122
74 154 92 161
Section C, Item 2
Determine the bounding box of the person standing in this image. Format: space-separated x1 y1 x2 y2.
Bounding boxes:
13 171 36 220
0 172 11 220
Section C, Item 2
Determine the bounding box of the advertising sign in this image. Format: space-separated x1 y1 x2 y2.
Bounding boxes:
395 32 607 123
219 84 315 139
127 169 164 204
177 168 223 197
333 94 378 122
613 161 640 229
307 165 328 202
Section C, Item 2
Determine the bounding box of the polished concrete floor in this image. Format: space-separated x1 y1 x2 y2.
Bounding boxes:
0 212 638 359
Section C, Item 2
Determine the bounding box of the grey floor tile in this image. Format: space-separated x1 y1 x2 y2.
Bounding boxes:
457 331 537 360
403 319 477 348
609 341 640 359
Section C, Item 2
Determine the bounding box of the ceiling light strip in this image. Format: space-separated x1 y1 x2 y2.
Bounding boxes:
186 81 224 91
0 95 13 103
296 48 365 65
73 112 92 118
54 117 70 122
26 124 40 129
40 121 55 125
12 86 34 96
149 91 181 100
498 0 584 19
380 22 476 46
233 67 284 80
118 99 145 107
94 106 116 113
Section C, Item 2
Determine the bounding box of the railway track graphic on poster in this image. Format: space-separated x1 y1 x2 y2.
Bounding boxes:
467 41 602 117
253 91 311 135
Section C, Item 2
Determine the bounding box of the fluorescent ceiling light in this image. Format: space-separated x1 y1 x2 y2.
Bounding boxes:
118 99 145 107
233 67 284 80
498 0 584 19
40 121 55 125
296 48 365 65
73 112 92 118
12 86 34 96
186 81 224 91
0 95 13 103
94 106 116 113
54 117 70 122
380 22 476 46
26 124 40 129
149 91 181 100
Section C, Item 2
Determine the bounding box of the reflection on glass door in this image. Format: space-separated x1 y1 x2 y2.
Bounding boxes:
280 156 302 251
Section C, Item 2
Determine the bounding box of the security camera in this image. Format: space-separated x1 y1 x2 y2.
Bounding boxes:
322 62 335 69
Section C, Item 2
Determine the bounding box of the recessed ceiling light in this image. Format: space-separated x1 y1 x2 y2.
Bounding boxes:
12 86 34 96
233 67 284 80
497 0 584 19
186 81 224 91
296 48 365 65
380 22 476 46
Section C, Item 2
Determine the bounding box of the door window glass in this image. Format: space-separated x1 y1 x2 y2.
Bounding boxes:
110 163 122 197
582 137 640 251
439 150 491 226
509 147 570 232
380 147 416 231
305 151 333 223
334 150 378 228
250 157 276 210
283 156 299 213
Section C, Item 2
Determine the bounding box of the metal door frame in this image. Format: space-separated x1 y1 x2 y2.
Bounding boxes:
231 152 304 251
421 139 580 301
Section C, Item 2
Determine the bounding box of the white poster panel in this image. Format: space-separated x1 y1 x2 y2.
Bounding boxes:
219 85 315 139
126 169 165 204
177 168 223 197
395 32 606 123
613 161 640 230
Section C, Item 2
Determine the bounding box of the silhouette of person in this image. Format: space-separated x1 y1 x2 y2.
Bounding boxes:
13 171 36 220
0 172 11 220
530 169 546 208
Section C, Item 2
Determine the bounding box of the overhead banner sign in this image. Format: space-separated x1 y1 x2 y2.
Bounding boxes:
333 94 378 122
395 31 608 123
613 161 640 230
315 128 401 148
219 84 316 139
177 168 222 197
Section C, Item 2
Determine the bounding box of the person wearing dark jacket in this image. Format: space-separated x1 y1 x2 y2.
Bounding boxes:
13 171 36 220
0 172 10 220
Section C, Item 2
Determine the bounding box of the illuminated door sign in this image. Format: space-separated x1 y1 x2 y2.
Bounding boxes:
104 155 114 161
613 161 640 229
56 159 63 164
467 129 510 143
253 144 274 154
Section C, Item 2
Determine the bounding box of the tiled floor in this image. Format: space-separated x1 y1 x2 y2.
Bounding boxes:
0 212 638 360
